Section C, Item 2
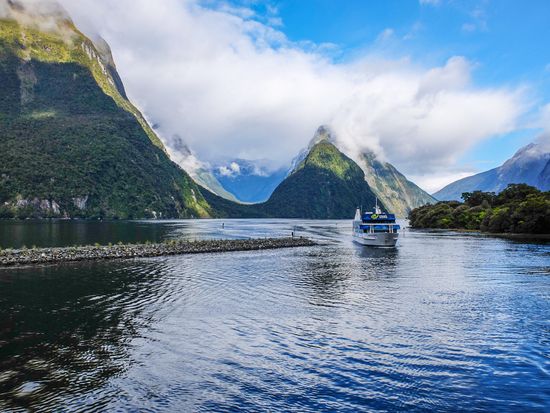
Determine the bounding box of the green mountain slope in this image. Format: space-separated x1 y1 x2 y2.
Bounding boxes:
0 8 214 219
359 150 436 217
257 140 381 219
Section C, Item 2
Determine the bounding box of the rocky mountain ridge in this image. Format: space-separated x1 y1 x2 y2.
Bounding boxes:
434 141 550 201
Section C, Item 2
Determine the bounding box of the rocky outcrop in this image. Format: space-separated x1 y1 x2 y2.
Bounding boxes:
0 237 317 267
8 197 61 215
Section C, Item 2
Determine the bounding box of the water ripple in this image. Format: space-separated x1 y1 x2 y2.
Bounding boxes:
0 220 549 411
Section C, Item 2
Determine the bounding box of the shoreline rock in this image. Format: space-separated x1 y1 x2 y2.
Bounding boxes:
0 237 317 268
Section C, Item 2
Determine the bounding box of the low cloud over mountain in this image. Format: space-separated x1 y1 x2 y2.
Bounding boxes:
57 0 533 191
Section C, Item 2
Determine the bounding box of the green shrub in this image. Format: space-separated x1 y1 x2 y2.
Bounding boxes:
410 184 549 234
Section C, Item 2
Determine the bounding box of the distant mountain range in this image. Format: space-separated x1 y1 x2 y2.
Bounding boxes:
206 126 435 219
434 142 550 201
212 159 287 203
203 126 435 217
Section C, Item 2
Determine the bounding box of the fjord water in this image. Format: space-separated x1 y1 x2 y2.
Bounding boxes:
0 220 548 412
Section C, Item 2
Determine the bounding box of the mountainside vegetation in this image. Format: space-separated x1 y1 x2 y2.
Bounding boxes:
256 141 381 219
409 184 550 234
359 150 435 217
0 15 215 219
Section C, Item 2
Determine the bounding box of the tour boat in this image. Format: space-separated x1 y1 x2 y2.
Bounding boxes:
352 201 400 247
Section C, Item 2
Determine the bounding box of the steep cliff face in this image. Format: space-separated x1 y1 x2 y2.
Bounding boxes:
539 159 550 191
165 135 239 203
358 150 436 217
434 142 550 201
0 0 215 218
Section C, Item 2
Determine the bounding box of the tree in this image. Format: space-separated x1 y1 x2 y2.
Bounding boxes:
495 184 539 206
462 190 496 207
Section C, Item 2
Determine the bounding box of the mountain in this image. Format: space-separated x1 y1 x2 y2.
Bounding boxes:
0 0 217 219
212 159 287 203
257 128 381 219
434 142 550 201
540 159 550 190
165 135 239 202
285 125 435 217
287 125 333 173
358 151 436 217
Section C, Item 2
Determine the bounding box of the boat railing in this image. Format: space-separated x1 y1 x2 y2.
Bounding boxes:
360 223 401 234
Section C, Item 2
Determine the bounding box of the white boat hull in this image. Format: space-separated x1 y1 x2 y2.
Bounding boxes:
353 232 399 247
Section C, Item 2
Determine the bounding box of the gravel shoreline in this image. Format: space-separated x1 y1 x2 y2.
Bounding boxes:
0 237 317 267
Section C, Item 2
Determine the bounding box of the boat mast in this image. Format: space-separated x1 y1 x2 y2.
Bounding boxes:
374 197 382 215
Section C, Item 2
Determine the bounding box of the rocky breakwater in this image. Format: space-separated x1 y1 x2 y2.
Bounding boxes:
0 237 317 267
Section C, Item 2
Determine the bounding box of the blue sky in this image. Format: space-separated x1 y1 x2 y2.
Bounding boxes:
247 0 550 87
226 0 550 168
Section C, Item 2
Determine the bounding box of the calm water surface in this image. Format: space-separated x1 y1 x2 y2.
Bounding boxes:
0 219 549 412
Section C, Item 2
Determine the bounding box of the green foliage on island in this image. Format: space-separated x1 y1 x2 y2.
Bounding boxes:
409 184 550 234
0 19 215 219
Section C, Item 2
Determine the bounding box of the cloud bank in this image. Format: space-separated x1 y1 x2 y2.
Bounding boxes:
53 0 527 192
0 0 72 33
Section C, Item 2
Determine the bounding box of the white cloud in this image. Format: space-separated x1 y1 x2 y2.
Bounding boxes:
461 6 488 33
54 0 528 192
419 0 441 6
330 57 525 174
410 171 474 194
376 28 394 42
218 162 241 177
461 23 477 33
536 104 550 149
0 0 73 35
403 21 423 40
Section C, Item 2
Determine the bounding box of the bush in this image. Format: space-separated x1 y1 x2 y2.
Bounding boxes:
410 184 550 234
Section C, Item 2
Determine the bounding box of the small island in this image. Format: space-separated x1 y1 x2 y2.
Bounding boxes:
409 184 550 235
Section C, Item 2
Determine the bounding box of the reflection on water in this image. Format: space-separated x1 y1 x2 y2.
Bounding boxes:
0 220 549 411
0 260 174 411
0 220 177 249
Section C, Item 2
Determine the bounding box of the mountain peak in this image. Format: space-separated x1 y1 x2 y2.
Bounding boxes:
261 134 380 219
309 125 334 147
508 141 548 164
434 140 550 200
1 0 73 30
288 125 336 174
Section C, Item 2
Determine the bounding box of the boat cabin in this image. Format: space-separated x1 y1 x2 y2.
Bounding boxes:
353 208 400 234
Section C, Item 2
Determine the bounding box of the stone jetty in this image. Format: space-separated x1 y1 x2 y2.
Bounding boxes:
0 237 317 267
